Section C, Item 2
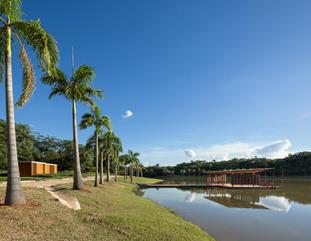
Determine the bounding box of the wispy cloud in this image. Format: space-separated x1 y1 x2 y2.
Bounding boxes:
141 139 292 165
122 110 134 119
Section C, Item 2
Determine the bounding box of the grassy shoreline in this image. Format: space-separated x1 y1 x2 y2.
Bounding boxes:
0 177 214 241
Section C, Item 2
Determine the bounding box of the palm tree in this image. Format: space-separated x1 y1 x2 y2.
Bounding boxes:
119 154 129 180
127 150 140 182
101 131 122 182
42 66 101 190
0 0 59 205
80 106 111 186
112 136 123 182
86 130 106 184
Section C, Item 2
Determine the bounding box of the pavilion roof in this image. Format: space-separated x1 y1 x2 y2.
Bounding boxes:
205 168 273 175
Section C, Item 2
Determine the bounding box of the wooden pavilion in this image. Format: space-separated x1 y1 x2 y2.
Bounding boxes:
206 168 274 188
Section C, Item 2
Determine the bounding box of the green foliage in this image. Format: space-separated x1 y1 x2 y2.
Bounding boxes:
144 154 311 177
0 0 22 22
0 119 37 169
0 3 59 106
12 20 59 75
80 106 111 133
0 119 95 172
42 65 102 106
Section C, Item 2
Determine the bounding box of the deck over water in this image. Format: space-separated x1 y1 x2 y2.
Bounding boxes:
139 183 279 189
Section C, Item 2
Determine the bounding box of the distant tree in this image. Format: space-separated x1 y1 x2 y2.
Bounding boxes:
101 132 122 182
127 150 140 182
80 106 111 186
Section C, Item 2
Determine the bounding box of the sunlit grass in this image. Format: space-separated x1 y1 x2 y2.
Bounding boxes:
0 177 214 241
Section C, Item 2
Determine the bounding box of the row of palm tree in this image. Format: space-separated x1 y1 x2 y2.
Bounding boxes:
0 0 143 206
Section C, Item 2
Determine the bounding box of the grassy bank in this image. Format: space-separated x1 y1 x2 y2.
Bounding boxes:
0 178 214 241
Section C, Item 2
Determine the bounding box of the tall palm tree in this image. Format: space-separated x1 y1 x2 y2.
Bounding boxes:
101 131 122 182
119 154 129 179
127 150 140 182
0 0 58 205
112 136 123 182
80 106 111 186
42 66 101 190
85 130 105 184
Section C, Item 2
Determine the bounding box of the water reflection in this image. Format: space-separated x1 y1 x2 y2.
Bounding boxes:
256 196 292 212
205 188 267 209
142 178 311 241
185 193 196 203
204 189 292 212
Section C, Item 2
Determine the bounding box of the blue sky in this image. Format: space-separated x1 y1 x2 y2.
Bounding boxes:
1 0 311 165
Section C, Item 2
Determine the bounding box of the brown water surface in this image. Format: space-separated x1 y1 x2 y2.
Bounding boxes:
142 178 311 241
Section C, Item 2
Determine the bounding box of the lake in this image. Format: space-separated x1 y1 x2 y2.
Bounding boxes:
141 177 311 241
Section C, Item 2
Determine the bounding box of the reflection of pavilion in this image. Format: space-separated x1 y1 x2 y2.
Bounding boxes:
204 188 292 212
205 188 266 209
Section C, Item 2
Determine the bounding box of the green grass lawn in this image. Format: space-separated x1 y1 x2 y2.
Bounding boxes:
0 178 214 241
0 171 93 182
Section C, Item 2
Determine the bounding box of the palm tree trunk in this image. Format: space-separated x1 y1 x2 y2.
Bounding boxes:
72 99 84 190
130 165 133 182
4 26 25 206
94 130 99 187
124 166 126 180
115 163 118 182
99 151 104 184
106 155 110 182
141 168 143 177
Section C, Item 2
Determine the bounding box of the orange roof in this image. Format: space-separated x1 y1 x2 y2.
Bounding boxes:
205 168 273 175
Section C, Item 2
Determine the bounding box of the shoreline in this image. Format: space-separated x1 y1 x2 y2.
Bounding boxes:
0 177 215 241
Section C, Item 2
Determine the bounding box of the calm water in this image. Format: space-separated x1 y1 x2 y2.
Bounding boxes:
141 178 311 241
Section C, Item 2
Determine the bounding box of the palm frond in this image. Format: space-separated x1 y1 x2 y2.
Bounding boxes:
79 113 95 129
41 68 67 86
12 20 59 74
79 96 95 107
16 46 35 107
85 87 103 99
72 65 95 84
99 115 112 132
0 0 22 22
48 86 66 99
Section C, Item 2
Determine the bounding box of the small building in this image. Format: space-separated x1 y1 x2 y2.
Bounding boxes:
19 161 57 177
206 168 274 188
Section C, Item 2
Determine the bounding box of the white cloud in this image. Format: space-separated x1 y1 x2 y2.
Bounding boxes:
122 110 134 119
140 139 292 165
185 149 196 158
254 139 291 159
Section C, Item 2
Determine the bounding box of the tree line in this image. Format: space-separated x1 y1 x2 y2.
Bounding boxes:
144 153 311 178
0 119 143 179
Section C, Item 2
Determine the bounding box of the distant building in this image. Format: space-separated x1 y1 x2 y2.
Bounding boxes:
19 161 57 176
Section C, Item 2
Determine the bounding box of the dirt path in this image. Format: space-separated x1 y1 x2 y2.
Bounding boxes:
0 176 94 188
0 176 95 210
